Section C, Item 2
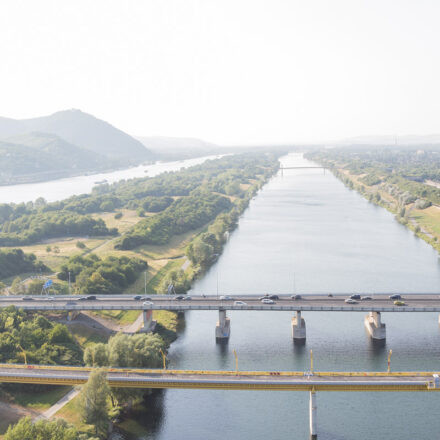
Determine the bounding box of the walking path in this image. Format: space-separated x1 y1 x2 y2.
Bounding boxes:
37 389 80 420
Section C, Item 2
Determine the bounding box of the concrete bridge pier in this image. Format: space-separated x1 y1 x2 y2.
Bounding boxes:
141 309 157 333
215 309 230 343
67 311 79 321
291 311 306 343
364 311 386 341
309 390 317 439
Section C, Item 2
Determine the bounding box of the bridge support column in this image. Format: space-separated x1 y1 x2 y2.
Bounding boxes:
215 309 230 343
140 309 156 333
364 312 386 341
67 311 79 321
291 311 306 344
309 390 317 439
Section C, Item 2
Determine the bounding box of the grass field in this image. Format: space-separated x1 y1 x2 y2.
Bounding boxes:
412 206 440 238
10 386 72 411
68 323 109 347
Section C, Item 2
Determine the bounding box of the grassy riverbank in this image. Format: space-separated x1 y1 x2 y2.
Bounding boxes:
0 152 283 436
305 148 440 254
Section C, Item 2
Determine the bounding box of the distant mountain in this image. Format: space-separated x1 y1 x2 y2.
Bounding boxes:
0 109 152 161
136 136 221 160
0 132 116 184
339 134 440 146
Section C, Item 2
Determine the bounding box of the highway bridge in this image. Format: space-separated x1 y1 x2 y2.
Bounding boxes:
1 363 439 439
2 293 440 342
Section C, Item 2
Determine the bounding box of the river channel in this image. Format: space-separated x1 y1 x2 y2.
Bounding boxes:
140 153 440 440
0 156 221 204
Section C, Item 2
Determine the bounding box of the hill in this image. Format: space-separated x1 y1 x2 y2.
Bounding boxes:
0 109 152 161
136 136 222 160
0 132 116 184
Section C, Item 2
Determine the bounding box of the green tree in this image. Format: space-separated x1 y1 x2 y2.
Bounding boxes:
78 369 111 437
4 416 79 440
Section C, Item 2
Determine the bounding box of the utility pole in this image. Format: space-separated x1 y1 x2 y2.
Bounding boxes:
144 271 147 295
68 271 71 295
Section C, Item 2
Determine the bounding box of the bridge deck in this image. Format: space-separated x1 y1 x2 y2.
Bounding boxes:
3 294 440 312
0 364 438 391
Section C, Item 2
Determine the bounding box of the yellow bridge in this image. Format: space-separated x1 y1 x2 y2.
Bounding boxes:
0 363 439 392
3 363 438 439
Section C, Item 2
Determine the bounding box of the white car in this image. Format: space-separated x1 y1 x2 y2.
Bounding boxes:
261 298 275 304
219 295 234 300
142 301 154 306
344 298 358 304
234 301 247 306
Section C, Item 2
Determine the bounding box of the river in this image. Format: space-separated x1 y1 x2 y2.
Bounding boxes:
0 156 221 204
139 153 440 440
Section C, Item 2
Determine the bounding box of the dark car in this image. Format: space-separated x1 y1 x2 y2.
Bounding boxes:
78 297 88 301
133 295 141 300
21 297 34 301
86 295 97 300
291 294 302 300
328 293 333 297
389 294 402 300
269 295 279 300
174 295 185 301
361 296 373 301
350 294 361 300
141 296 152 301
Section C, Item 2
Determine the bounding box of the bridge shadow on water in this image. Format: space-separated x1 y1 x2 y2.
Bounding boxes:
113 389 166 440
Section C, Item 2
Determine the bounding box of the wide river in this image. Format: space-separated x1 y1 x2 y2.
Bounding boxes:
0 156 221 204
140 153 440 440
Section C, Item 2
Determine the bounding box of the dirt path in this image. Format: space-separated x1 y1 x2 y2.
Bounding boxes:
0 400 41 432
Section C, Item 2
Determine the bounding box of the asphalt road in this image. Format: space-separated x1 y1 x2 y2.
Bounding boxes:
1 293 440 312
0 364 437 391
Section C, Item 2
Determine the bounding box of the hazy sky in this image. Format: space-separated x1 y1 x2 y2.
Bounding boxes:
1 0 440 144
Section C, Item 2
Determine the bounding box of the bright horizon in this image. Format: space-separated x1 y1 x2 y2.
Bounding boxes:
1 0 440 145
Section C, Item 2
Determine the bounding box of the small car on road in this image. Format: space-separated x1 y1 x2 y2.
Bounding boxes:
394 300 406 306
219 295 234 300
174 295 185 301
361 296 373 301
142 301 154 306
234 301 247 306
350 294 361 300
389 294 402 300
261 298 275 304
291 294 302 300
345 298 358 304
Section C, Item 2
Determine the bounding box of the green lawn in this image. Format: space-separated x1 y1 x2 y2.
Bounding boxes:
12 386 72 411
146 260 183 294
68 323 109 348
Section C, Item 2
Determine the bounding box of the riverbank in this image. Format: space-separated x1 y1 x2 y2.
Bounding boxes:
308 160 440 255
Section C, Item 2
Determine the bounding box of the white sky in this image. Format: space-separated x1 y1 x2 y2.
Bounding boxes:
1 0 440 145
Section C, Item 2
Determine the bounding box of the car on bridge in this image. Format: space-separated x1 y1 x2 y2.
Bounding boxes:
261 298 275 304
86 295 96 300
389 294 402 300
183 296 192 301
219 295 234 300
133 295 142 300
361 296 373 301
234 301 247 306
350 294 361 300
174 295 185 301
344 298 358 304
291 294 302 300
394 300 406 306
143 301 154 306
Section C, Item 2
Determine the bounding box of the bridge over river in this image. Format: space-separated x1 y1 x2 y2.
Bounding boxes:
3 293 440 342
1 363 439 439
